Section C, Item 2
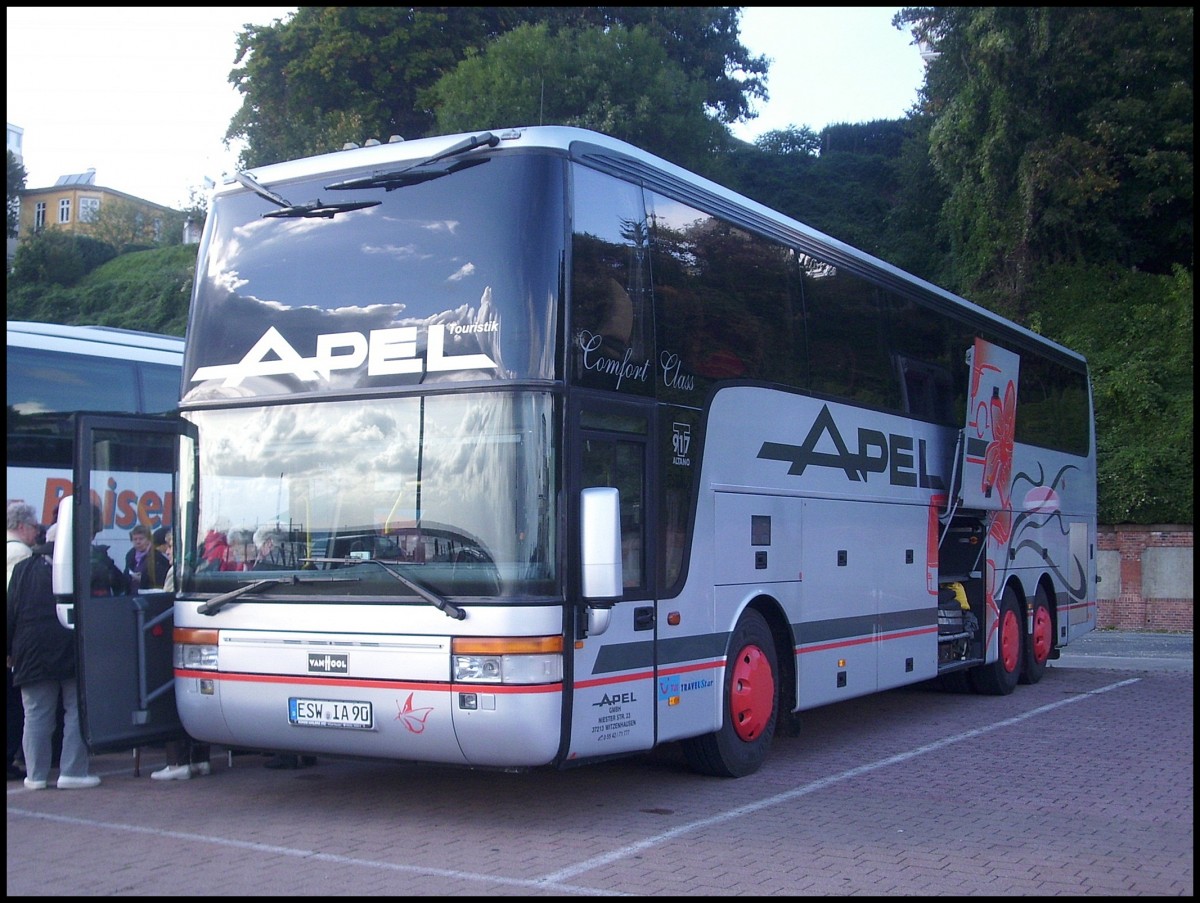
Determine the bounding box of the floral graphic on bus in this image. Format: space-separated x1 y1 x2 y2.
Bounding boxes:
981 380 1016 506
395 693 434 734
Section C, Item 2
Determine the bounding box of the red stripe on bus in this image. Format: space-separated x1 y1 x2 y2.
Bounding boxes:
175 669 562 694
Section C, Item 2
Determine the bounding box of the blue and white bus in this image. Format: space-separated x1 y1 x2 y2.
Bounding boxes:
7 320 183 562
55 127 1097 774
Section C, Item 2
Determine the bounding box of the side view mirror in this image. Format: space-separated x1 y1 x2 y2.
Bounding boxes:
580 486 622 602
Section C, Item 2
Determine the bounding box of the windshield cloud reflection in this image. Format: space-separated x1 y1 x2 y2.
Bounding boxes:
187 392 555 596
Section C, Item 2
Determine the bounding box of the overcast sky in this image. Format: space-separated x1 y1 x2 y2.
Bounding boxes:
7 7 925 210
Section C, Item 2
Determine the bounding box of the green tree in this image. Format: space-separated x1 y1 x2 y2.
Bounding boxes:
226 7 520 166
724 121 933 271
537 6 768 125
1031 263 1193 524
754 126 821 158
84 198 171 253
892 7 1194 525
424 23 725 170
8 230 113 288
896 7 1193 319
226 7 767 168
7 150 26 238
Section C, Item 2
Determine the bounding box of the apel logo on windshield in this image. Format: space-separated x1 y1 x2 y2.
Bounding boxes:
308 653 349 673
191 324 498 387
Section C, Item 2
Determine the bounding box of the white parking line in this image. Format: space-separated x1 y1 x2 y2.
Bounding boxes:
540 677 1141 885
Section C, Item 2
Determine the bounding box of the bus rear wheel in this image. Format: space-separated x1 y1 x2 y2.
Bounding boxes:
682 609 778 778
969 585 1023 696
1020 586 1053 685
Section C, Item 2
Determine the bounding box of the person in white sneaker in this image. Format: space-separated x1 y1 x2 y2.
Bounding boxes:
7 545 99 790
150 739 213 781
149 529 213 783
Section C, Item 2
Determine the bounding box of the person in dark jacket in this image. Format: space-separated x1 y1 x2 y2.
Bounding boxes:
7 552 100 790
89 509 127 597
7 501 39 780
124 523 169 592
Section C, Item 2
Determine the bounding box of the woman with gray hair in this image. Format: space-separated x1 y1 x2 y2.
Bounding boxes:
251 526 288 570
7 502 40 589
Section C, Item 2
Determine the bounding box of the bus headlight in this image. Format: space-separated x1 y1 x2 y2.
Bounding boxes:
174 627 219 670
451 636 563 685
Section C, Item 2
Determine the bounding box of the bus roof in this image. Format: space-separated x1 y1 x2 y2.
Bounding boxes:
217 126 1086 369
7 320 185 361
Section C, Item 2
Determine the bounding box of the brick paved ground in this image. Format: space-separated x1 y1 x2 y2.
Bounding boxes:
7 637 1193 896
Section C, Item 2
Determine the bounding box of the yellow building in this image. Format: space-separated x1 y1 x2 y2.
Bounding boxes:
17 169 178 246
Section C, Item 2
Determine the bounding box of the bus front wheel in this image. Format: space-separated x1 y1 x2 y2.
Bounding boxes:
682 609 779 778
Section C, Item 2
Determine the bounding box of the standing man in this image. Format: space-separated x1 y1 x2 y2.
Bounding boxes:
6 502 39 780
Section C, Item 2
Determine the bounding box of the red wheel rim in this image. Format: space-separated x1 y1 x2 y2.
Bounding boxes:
1000 608 1021 673
1031 604 1052 664
730 644 774 741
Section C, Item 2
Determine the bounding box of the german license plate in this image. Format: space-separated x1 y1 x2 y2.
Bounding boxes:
288 697 373 729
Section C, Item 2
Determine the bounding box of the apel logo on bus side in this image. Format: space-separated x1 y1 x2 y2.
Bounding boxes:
758 404 947 489
191 325 498 386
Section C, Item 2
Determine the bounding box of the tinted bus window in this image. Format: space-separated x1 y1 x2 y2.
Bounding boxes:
570 167 654 397
798 254 900 412
8 347 140 413
648 191 797 405
140 362 183 412
1015 354 1090 455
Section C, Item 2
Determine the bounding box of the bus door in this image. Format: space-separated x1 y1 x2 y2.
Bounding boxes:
958 338 1020 512
952 339 1020 656
54 413 188 753
565 397 658 761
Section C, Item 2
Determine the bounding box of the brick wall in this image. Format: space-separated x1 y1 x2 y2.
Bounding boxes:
1096 525 1193 631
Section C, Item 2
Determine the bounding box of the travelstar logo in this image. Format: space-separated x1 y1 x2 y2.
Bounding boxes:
191 324 498 387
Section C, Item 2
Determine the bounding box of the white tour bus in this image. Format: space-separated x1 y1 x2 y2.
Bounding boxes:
7 320 184 564
53 127 1097 774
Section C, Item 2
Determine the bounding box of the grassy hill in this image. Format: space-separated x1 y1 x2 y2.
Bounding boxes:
7 243 195 337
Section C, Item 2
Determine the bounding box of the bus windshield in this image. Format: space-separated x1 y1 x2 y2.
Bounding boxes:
179 392 557 598
183 152 564 400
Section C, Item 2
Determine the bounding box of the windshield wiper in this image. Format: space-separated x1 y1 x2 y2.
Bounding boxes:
195 573 360 616
324 131 499 192
263 199 380 218
197 578 285 615
233 171 381 219
303 557 466 621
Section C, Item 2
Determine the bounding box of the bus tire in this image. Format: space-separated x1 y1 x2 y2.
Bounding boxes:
682 609 778 778
969 586 1023 696
1020 586 1053 685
